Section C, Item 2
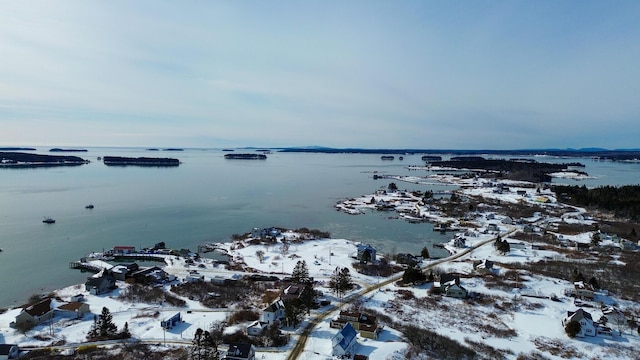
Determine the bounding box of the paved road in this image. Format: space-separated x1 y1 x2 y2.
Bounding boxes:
286 228 516 360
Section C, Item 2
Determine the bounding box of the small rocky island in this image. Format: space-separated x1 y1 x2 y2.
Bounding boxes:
102 156 180 166
49 148 88 152
0 152 89 168
224 153 267 160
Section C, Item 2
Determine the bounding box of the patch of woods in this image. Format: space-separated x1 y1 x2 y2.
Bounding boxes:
119 283 186 307
554 184 640 221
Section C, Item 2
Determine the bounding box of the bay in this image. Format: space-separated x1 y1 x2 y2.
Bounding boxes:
0 148 638 308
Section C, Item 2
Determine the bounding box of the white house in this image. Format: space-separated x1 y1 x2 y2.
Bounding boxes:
261 300 285 325
562 308 596 337
246 321 268 336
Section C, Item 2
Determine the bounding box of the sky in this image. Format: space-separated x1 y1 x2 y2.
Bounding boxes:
1 1 639 150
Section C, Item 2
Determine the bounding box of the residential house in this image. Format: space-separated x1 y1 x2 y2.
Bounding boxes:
486 223 499 232
85 270 117 295
396 253 419 266
474 259 494 275
224 343 256 360
13 298 54 328
331 323 358 357
501 216 513 225
57 302 90 319
453 236 466 248
261 300 285 325
443 281 468 299
507 241 527 250
562 308 596 337
330 311 383 340
0 344 19 360
111 246 136 255
574 282 595 300
281 285 303 301
356 244 376 263
246 321 268 336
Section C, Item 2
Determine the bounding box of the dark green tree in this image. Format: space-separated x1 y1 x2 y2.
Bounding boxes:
420 246 430 259
291 260 310 283
283 298 305 327
402 265 426 285
588 276 599 290
119 322 131 339
565 321 581 338
361 250 372 264
190 328 219 360
97 307 118 339
299 282 317 314
591 232 601 247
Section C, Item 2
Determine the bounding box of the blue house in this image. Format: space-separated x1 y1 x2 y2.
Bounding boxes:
356 244 376 263
161 312 181 329
332 322 358 357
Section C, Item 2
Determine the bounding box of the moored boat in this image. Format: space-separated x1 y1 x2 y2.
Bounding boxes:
43 217 55 224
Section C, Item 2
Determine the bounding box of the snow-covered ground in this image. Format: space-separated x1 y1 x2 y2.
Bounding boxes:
1 175 639 359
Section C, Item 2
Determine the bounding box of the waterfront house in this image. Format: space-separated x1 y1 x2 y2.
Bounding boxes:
562 308 596 337
13 298 54 328
331 322 358 357
111 246 136 255
356 244 376 263
85 270 117 295
0 344 19 360
261 300 285 325
224 343 255 360
57 302 90 319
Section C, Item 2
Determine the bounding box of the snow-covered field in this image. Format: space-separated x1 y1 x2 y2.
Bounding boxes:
1 174 639 359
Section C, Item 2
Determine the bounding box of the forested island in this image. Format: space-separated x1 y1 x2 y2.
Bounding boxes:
0 152 89 168
224 153 267 160
49 148 88 152
102 156 180 167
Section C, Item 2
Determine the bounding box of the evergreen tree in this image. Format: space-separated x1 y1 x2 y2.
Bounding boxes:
299 282 317 314
339 267 353 295
329 267 353 299
420 246 430 259
283 298 305 327
291 260 310 283
97 307 118 339
119 322 131 339
565 321 581 338
402 265 426 285
190 328 219 360
361 250 372 264
591 232 601 247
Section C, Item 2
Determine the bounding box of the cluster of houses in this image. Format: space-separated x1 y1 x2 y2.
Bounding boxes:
9 294 90 330
559 281 630 338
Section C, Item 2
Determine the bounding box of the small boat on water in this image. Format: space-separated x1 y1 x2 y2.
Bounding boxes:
43 217 55 224
85 204 94 209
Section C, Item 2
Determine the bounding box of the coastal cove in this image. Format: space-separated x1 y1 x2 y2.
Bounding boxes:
1 147 639 308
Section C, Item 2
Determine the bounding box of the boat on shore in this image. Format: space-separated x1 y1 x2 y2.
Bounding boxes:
42 217 55 224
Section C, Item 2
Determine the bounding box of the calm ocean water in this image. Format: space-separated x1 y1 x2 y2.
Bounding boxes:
0 148 638 308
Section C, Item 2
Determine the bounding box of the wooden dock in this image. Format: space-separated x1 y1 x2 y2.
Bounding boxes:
69 261 105 273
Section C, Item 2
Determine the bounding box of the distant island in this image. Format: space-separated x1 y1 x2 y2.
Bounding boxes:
0 152 89 168
102 156 180 166
224 153 267 160
49 148 88 152
280 147 640 160
0 147 36 151
163 148 184 151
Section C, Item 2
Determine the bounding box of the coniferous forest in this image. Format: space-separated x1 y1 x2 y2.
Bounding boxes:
553 184 640 221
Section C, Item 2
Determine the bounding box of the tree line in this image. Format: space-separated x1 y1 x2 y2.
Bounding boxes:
553 184 640 221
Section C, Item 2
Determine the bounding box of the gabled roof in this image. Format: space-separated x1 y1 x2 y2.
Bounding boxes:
58 302 86 311
334 323 357 350
566 308 593 322
226 343 253 359
264 299 285 313
23 298 52 317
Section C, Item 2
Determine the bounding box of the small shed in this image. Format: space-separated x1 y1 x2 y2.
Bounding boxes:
161 312 181 329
